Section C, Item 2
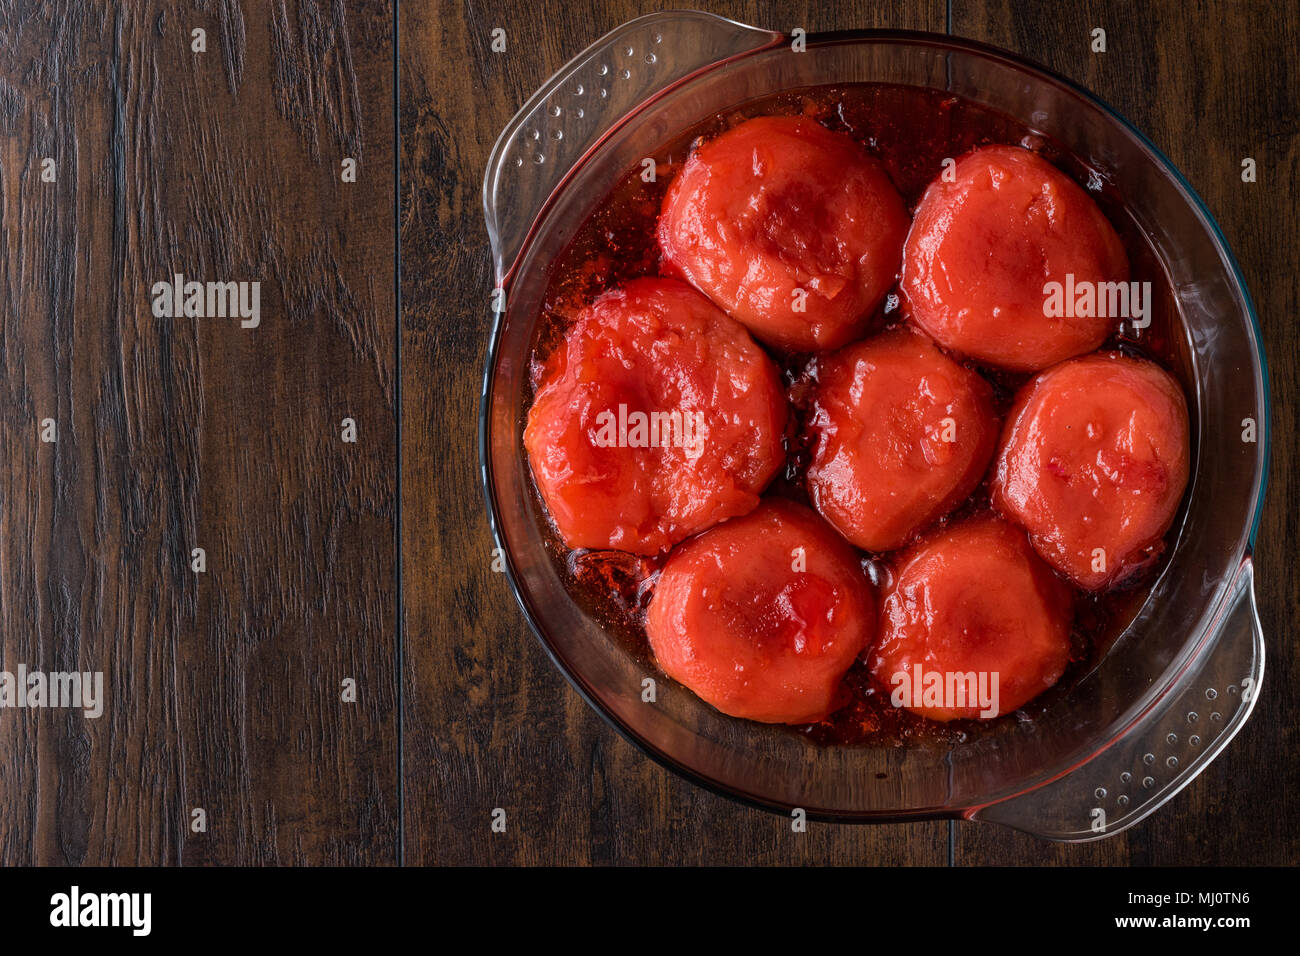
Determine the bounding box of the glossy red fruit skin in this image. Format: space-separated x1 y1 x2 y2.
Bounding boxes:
657 115 909 353
870 516 1074 722
902 145 1130 372
645 499 876 724
524 278 788 556
805 327 999 552
991 352 1190 591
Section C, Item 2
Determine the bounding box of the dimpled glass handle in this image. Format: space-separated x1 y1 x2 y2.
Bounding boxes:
973 557 1266 841
482 11 782 283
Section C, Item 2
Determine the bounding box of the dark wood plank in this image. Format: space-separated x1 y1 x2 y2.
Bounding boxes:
952 0 1300 865
0 0 397 865
400 0 949 865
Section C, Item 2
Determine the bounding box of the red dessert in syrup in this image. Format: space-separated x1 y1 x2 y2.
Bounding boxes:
524 277 787 555
658 115 909 352
646 499 876 724
527 84 1191 747
871 515 1074 722
805 326 999 553
902 145 1131 371
992 352 1191 590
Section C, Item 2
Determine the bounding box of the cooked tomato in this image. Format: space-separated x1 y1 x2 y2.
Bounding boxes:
646 499 876 724
658 115 909 352
902 145 1129 371
871 516 1073 721
805 327 999 552
524 278 787 555
992 352 1190 590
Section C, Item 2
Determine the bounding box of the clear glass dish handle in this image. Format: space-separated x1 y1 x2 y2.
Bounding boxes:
973 556 1265 841
482 11 782 283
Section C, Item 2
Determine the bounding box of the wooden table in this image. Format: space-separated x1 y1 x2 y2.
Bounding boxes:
2 0 1294 865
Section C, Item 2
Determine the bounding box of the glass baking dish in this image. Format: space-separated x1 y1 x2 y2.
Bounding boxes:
479 12 1270 840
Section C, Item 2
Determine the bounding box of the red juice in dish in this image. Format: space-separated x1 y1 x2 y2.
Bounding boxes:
525 82 1189 747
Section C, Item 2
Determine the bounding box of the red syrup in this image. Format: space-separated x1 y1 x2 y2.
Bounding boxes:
525 83 1191 748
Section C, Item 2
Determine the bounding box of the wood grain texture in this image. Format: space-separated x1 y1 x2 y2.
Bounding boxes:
950 0 1300 865
0 0 397 865
399 0 950 866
